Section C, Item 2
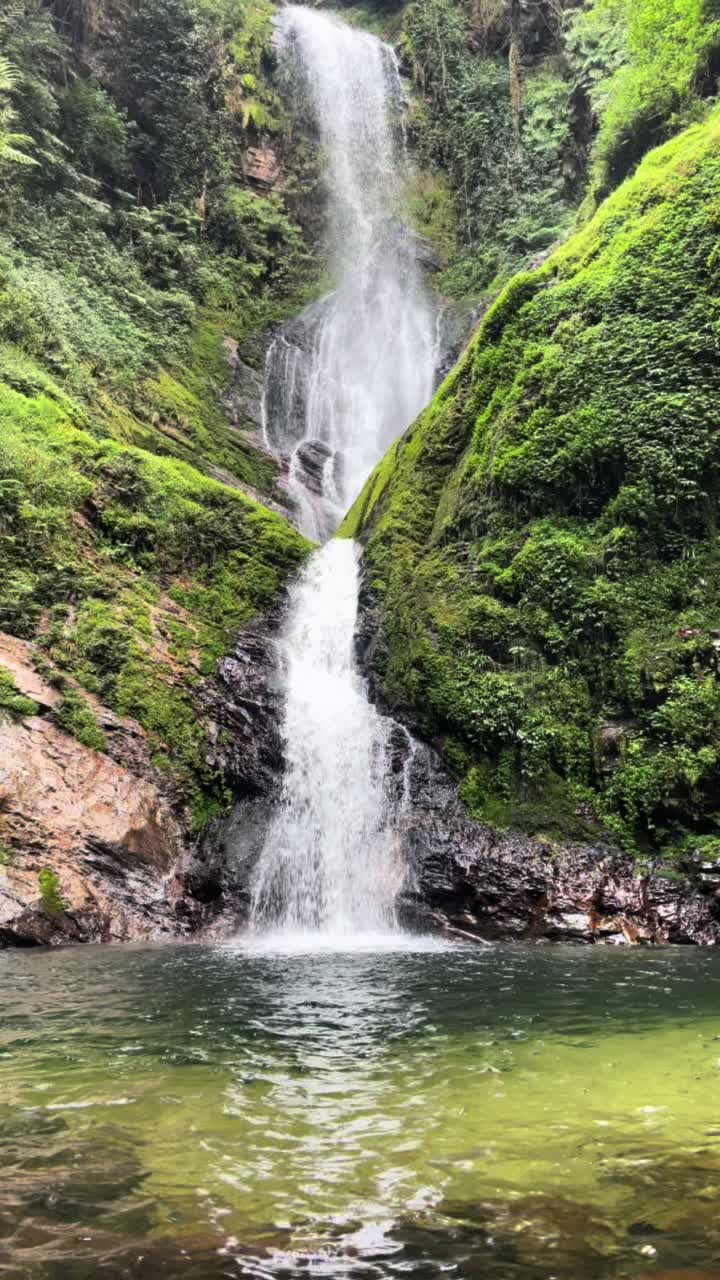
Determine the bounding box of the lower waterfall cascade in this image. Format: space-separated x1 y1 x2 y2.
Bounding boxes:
249 539 402 938
248 5 438 937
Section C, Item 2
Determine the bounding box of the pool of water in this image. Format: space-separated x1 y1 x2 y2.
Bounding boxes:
2 939 720 1279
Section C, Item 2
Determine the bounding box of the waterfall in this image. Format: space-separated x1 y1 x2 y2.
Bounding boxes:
263 4 438 539
250 540 402 933
250 5 437 939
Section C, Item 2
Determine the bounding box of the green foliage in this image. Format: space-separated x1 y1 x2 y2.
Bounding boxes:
0 53 35 169
0 0 318 456
569 0 720 199
51 688 106 751
0 665 38 720
0 381 309 812
0 0 321 833
38 867 65 916
348 108 720 860
401 0 582 295
208 187 309 291
402 0 720 301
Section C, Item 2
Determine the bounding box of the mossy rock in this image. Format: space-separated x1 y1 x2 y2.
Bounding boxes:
346 106 720 861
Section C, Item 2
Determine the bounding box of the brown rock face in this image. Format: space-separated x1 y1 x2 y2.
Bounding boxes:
0 633 190 945
0 620 288 948
0 716 186 946
241 145 281 190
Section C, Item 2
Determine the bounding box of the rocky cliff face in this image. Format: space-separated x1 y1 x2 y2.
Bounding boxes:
0 622 284 948
5 589 720 949
391 738 720 946
358 582 720 947
0 635 186 945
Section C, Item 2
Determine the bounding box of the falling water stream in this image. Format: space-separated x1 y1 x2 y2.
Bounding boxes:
251 6 438 939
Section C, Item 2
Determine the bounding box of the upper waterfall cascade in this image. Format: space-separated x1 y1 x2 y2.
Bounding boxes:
262 4 438 541
250 5 438 938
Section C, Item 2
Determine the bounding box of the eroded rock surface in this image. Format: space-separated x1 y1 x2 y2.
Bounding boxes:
0 639 186 946
388 733 720 946
0 624 285 947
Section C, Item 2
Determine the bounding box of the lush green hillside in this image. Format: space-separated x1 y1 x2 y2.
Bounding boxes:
345 104 720 864
401 0 720 298
0 0 317 825
3 0 720 842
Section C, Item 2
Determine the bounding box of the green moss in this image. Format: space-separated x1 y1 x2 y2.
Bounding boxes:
0 363 310 821
0 0 324 840
404 169 458 268
351 107 720 861
0 666 38 721
572 0 720 202
51 690 106 753
38 868 65 917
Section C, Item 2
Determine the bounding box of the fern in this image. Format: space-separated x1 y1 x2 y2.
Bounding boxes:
0 54 34 168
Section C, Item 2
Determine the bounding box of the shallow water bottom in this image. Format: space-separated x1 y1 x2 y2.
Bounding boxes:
2 940 720 1278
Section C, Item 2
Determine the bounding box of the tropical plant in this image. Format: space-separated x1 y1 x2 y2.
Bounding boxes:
0 54 35 169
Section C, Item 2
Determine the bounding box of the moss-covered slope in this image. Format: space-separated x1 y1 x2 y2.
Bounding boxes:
0 0 321 833
345 107 720 862
1 380 310 826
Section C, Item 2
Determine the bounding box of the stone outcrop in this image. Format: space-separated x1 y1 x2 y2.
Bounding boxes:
4 580 720 949
241 144 281 191
0 622 286 948
0 636 187 946
358 587 720 948
179 618 285 931
391 740 720 945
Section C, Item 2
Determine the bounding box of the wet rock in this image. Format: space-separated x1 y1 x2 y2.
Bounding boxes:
294 438 333 494
179 617 286 927
0 709 187 947
406 229 443 274
241 143 281 190
202 618 284 798
0 613 289 948
387 737 720 945
596 718 639 776
222 339 266 435
433 300 485 385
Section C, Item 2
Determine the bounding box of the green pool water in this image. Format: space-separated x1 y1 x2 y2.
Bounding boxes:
2 939 720 1278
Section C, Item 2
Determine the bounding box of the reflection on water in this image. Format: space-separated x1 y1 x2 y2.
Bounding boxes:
2 942 720 1277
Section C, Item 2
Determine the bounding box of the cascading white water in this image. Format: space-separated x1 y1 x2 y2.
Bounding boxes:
251 539 402 934
250 6 438 939
263 4 438 540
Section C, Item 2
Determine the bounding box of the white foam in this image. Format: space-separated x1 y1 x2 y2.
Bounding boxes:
223 929 449 957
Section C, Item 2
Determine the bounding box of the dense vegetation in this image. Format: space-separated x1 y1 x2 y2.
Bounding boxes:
346 102 720 864
400 0 720 296
3 0 720 855
0 0 317 824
